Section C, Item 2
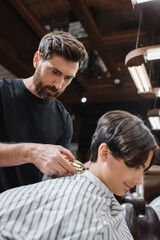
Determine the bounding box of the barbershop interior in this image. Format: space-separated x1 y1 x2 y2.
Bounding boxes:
1 0 160 239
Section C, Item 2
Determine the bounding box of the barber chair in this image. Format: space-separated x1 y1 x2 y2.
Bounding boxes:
143 165 160 203
122 195 160 240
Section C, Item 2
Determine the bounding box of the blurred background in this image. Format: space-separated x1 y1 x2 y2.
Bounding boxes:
0 0 160 163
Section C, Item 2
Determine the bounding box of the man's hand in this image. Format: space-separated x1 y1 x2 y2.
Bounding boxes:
0 143 76 177
31 144 77 176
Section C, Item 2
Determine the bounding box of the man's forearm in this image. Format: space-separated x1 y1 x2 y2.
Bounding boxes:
0 142 32 167
0 142 76 176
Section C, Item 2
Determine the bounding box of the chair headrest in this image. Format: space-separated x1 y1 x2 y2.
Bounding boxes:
124 195 145 216
122 196 160 240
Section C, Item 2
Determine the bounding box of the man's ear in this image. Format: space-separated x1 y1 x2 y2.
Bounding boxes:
33 51 41 69
99 143 109 162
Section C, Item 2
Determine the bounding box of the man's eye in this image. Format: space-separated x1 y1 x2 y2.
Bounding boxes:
52 71 58 75
65 76 72 81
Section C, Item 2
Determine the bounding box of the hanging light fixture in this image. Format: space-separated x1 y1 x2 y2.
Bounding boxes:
128 64 151 93
128 0 160 130
144 47 160 61
147 109 160 130
125 45 160 95
126 0 160 96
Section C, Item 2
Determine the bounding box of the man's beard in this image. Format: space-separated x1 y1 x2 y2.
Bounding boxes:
33 68 63 101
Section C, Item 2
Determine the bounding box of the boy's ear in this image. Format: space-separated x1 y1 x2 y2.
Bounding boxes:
99 143 109 162
33 51 41 69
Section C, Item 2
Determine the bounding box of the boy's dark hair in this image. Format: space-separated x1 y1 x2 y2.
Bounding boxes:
38 31 88 68
90 110 158 168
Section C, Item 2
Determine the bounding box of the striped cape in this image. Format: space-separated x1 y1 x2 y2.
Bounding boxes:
0 171 133 240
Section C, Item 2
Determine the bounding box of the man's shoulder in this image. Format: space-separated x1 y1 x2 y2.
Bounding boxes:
55 98 66 110
54 99 72 120
0 78 21 87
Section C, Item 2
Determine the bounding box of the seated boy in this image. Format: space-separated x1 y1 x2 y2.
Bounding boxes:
0 110 158 240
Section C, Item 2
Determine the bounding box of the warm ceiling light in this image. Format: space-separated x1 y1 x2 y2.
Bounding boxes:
154 88 160 98
128 64 152 93
125 45 160 95
147 109 160 130
144 47 160 61
148 117 160 130
132 0 153 4
81 97 87 103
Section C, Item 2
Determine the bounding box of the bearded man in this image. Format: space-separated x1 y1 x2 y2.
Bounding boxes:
0 31 87 192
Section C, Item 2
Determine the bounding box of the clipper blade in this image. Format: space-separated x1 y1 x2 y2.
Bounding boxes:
65 157 87 173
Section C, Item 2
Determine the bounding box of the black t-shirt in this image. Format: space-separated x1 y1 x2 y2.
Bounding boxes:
0 78 73 192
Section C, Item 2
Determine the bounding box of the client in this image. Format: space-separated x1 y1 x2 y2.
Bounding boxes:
0 110 158 240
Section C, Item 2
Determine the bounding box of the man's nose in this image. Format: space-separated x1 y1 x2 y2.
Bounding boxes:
53 77 64 89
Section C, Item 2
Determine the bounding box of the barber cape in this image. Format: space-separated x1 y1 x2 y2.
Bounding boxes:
0 171 133 240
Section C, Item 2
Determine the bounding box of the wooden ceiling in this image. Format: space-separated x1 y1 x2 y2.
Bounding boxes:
1 0 160 142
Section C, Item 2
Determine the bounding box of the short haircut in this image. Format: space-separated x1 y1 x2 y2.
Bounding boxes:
90 110 158 168
38 31 88 68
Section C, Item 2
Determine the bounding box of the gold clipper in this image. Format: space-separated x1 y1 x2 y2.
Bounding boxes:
65 158 87 173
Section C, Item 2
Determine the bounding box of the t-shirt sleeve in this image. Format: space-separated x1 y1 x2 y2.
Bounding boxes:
56 113 73 150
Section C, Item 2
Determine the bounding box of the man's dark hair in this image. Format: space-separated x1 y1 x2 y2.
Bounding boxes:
38 31 88 68
90 110 158 169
